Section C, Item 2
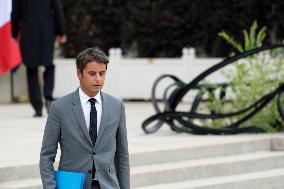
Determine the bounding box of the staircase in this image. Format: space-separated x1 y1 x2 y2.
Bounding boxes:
1 136 284 189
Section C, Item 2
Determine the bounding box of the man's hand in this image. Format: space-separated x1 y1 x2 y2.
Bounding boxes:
56 35 67 44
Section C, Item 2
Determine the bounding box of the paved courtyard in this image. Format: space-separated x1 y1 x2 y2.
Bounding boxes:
0 101 281 168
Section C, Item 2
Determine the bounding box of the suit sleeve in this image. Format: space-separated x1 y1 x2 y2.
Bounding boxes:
39 103 61 189
115 102 130 189
11 0 22 38
52 0 65 35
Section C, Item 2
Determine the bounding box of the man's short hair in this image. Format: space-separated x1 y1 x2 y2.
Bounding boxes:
76 47 109 72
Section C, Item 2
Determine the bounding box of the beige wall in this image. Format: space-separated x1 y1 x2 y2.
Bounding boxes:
0 48 225 103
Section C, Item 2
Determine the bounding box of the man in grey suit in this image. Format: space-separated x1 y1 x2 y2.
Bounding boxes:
40 47 130 189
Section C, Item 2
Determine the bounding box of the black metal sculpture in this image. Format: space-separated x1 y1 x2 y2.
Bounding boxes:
142 45 284 135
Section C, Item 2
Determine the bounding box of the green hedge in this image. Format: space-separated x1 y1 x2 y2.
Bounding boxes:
61 0 284 57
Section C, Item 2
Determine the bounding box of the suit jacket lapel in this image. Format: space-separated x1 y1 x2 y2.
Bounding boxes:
72 89 93 146
95 92 110 148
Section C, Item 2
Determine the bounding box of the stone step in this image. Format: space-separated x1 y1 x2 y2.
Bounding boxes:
0 137 272 182
0 162 58 183
0 164 40 183
131 151 284 187
0 178 41 189
2 158 284 189
1 151 284 189
133 168 284 189
130 137 271 167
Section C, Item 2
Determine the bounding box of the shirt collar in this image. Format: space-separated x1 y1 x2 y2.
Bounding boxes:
79 87 102 105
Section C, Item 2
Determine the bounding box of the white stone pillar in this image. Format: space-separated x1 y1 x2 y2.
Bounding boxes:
182 47 196 80
181 47 196 102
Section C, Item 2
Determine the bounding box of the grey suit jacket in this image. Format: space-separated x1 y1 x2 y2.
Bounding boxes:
39 89 130 189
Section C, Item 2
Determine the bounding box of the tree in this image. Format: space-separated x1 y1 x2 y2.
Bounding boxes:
61 0 284 57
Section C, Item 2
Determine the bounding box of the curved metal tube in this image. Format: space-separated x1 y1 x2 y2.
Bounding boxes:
142 44 284 134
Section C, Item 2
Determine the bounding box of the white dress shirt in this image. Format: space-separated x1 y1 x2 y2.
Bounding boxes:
79 87 102 134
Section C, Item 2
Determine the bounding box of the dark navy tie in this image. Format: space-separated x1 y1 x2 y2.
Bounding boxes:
89 98 97 146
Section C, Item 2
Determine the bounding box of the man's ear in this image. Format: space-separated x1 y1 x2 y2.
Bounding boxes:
77 69 82 80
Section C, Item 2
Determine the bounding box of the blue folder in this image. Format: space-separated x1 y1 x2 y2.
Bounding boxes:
55 170 85 189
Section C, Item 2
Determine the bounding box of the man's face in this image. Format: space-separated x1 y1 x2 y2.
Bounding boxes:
77 61 107 97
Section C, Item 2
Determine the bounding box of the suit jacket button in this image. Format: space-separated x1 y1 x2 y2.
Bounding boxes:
88 170 92 174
